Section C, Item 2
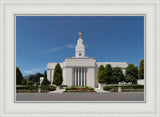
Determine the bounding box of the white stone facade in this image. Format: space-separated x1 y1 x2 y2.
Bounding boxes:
137 79 144 85
47 33 134 88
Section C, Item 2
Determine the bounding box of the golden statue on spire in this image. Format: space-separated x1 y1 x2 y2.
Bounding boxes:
79 32 81 38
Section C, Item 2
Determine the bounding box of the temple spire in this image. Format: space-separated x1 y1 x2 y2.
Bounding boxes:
79 32 81 38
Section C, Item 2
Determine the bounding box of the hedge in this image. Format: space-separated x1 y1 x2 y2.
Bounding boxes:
65 86 94 91
103 86 118 92
103 85 144 92
41 85 56 91
16 85 56 91
121 85 144 89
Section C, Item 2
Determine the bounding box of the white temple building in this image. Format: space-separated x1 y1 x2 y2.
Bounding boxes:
47 32 131 88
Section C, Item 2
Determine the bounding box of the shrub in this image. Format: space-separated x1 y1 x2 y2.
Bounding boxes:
36 81 40 85
103 86 118 92
103 86 113 91
71 86 77 89
65 86 94 92
83 86 89 89
65 86 76 90
16 85 38 91
41 85 56 91
122 85 144 89
42 71 50 85
16 86 28 90
65 87 72 90
27 81 34 85
47 86 56 91
61 85 68 87
27 85 38 90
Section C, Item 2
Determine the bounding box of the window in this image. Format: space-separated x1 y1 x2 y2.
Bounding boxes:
79 53 82 56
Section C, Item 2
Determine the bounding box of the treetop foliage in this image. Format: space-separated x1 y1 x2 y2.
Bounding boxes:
138 59 144 79
112 67 124 84
42 71 50 85
97 65 107 83
105 64 113 84
16 66 23 85
21 78 27 85
53 63 63 86
125 64 138 84
28 73 44 83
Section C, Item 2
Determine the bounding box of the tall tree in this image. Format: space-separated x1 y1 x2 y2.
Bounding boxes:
125 64 138 84
42 71 50 85
138 59 144 79
112 67 124 84
16 67 23 85
97 65 107 83
105 64 113 84
21 78 27 85
53 63 63 86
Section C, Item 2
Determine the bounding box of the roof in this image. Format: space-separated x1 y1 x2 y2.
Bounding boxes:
96 62 129 68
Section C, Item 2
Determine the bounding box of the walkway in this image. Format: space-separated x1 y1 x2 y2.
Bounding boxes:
16 92 144 101
48 88 110 93
48 88 65 93
94 88 110 93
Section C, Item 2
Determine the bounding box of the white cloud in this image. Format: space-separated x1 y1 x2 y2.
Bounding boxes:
24 70 33 74
65 44 75 48
24 67 46 75
50 47 64 52
47 44 75 52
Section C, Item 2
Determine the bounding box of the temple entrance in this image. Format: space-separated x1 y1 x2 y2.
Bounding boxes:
73 67 87 87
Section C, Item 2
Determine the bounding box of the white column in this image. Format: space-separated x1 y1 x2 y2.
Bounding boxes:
81 67 82 87
75 67 76 86
78 67 79 87
84 68 86 86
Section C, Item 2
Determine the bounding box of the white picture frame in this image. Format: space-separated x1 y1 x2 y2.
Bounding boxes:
0 0 160 116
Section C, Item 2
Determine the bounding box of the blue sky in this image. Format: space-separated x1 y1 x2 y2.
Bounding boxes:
16 16 144 76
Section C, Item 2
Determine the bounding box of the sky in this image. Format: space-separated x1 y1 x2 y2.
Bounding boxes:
16 16 144 76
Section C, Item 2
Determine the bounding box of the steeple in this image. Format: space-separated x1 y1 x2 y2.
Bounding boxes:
79 32 81 38
75 32 85 57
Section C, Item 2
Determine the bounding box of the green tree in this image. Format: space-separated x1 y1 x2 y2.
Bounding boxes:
28 73 44 83
27 81 34 85
125 64 138 84
112 67 124 84
28 75 34 81
105 64 113 84
21 78 27 85
97 65 107 83
53 63 63 86
138 59 144 79
16 67 23 85
42 71 50 85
